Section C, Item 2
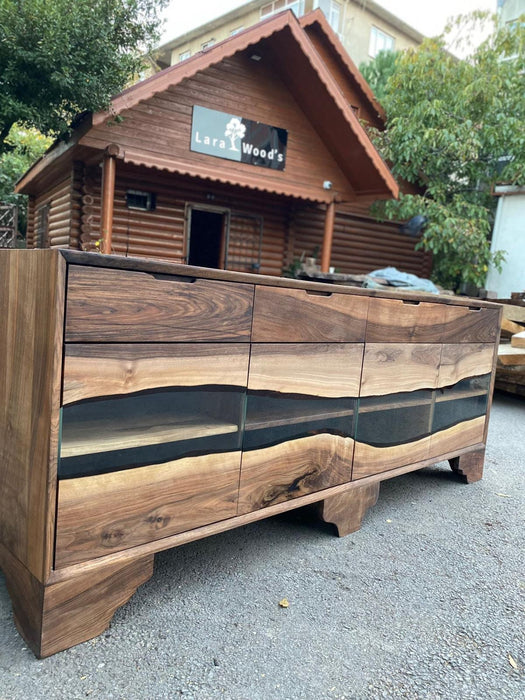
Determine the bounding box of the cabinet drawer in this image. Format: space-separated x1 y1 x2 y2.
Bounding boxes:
55 452 241 567
366 298 445 342
252 286 368 342
360 344 442 397
65 265 254 342
441 306 500 343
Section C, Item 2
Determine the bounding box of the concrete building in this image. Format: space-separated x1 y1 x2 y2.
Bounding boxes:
154 0 424 71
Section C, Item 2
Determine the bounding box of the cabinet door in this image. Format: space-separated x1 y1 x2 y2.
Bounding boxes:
365 298 446 343
428 344 493 458
65 265 254 342
55 344 250 567
238 344 363 514
353 343 441 479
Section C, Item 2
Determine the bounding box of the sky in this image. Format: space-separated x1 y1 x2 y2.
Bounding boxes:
160 0 497 44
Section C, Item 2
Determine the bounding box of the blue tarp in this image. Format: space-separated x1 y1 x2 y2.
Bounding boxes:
364 267 440 294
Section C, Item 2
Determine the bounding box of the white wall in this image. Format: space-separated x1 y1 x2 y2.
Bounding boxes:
486 188 525 297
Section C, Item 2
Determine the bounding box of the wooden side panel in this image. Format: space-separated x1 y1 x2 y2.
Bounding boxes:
438 344 495 387
0 250 65 581
238 434 354 514
33 177 73 249
365 298 446 343
55 452 242 567
65 265 254 342
360 344 441 397
248 343 364 397
442 306 501 343
63 343 250 404
252 285 368 342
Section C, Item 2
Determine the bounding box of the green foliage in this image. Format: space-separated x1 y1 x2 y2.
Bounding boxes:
367 13 525 291
359 50 400 104
0 0 168 152
0 124 52 236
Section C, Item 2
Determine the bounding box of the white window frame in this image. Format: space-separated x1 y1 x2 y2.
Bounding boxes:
369 26 395 58
201 38 215 50
230 26 244 36
260 0 305 20
179 50 191 62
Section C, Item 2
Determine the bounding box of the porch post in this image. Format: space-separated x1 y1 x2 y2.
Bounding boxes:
320 199 336 272
100 145 118 254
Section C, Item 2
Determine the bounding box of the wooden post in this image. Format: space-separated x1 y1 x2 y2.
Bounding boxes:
320 199 335 272
100 146 118 254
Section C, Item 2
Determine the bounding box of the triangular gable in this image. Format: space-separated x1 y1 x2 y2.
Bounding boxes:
17 10 398 202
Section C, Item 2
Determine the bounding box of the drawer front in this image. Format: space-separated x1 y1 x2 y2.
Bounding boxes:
366 298 446 343
63 343 250 405
59 344 249 480
65 265 254 342
252 286 368 342
360 343 442 397
55 452 241 567
441 306 500 343
238 343 361 513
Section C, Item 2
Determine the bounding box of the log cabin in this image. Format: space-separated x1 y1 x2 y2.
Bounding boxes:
15 9 431 278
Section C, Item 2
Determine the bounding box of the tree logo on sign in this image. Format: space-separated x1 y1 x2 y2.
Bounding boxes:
225 117 246 152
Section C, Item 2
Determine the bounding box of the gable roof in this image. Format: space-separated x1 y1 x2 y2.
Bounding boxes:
17 10 398 202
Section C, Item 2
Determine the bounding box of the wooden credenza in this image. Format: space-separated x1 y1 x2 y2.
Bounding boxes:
0 250 501 657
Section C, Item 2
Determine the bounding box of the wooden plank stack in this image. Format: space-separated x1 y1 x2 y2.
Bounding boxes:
496 293 525 396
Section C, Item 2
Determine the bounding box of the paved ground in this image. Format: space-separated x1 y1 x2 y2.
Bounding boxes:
1 391 524 700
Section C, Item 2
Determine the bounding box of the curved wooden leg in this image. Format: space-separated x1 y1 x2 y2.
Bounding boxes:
317 482 380 537
449 448 485 483
1 545 154 658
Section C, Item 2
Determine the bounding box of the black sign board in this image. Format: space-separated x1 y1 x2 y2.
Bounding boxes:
191 105 287 171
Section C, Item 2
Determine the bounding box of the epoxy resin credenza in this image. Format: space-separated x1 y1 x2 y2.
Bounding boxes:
0 250 501 657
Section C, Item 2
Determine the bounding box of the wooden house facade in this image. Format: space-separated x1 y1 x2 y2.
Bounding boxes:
17 10 431 278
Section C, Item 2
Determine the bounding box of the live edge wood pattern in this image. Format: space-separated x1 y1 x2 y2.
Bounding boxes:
63 343 250 404
55 452 242 567
0 250 502 657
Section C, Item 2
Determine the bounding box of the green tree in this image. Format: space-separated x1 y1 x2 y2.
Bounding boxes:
0 125 52 237
0 0 167 153
359 49 400 105
366 14 525 291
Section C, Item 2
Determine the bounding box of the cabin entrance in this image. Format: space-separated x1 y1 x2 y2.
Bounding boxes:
187 206 228 269
186 204 263 272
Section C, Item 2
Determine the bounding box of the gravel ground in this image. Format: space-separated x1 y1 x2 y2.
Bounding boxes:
1 390 524 700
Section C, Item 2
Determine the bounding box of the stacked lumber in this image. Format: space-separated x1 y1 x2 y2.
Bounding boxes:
496 294 525 396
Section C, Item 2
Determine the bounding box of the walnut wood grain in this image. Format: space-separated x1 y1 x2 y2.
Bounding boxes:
352 434 431 480
55 451 242 567
353 416 487 480
360 343 441 397
0 250 65 582
317 482 380 536
449 448 485 483
63 343 250 404
438 344 495 387
442 306 501 343
238 434 354 514
252 285 368 342
429 416 486 458
0 542 153 657
365 298 446 343
65 265 254 342
248 343 364 397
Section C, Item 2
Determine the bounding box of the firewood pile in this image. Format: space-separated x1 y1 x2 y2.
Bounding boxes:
496 292 525 397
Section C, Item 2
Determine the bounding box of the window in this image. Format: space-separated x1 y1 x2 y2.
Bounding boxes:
260 0 304 19
369 26 395 58
126 190 156 211
230 26 244 36
179 50 191 62
201 38 215 50
36 204 50 248
314 0 341 33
